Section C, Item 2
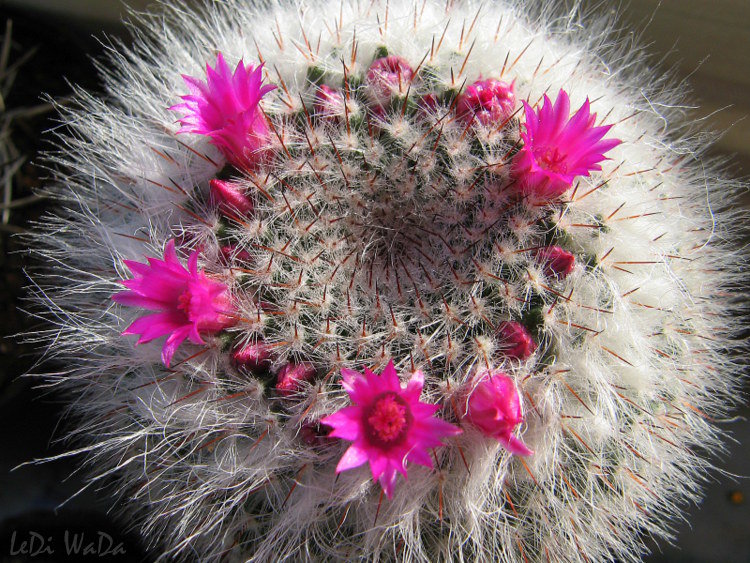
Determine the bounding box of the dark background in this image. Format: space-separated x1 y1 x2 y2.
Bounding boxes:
0 1 747 562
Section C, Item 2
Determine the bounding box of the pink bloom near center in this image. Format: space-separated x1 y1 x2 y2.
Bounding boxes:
322 361 461 499
171 53 276 168
113 240 235 367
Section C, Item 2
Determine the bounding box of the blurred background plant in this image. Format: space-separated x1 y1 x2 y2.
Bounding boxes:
0 1 747 562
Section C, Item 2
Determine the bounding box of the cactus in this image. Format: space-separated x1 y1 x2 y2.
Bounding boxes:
25 0 746 561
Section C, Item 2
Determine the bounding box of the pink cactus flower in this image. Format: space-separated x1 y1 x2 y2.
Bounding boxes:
113 240 235 367
365 56 414 103
314 84 346 119
210 179 254 217
232 340 273 372
321 361 461 499
512 89 621 199
171 53 276 168
536 245 576 279
456 78 516 126
497 321 536 360
276 362 316 397
460 371 533 456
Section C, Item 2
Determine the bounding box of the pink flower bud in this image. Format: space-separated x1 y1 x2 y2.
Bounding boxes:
210 179 254 217
460 371 533 456
299 421 334 446
497 321 536 360
314 85 346 119
417 93 439 117
456 78 515 126
220 244 253 263
536 246 575 279
232 341 272 372
275 362 316 397
365 56 414 103
369 103 387 122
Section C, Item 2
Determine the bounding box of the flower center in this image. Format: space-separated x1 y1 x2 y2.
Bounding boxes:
537 147 568 174
177 289 192 315
365 392 412 447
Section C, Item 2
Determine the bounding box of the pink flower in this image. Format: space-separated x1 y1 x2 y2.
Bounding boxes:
456 78 516 126
113 240 234 367
536 245 576 279
365 56 414 103
497 321 536 360
460 371 532 456
171 53 276 168
210 179 253 217
314 85 346 119
512 89 621 199
322 361 461 499
275 362 316 397
232 340 273 372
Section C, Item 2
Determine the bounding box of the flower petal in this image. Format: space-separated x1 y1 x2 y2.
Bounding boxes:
368 451 389 481
407 446 433 469
161 324 193 367
377 360 401 392
341 367 377 405
123 311 184 344
378 466 399 500
500 435 534 457
403 370 424 401
335 444 369 473
321 406 362 441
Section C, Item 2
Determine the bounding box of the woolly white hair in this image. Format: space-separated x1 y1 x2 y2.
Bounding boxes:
24 0 746 561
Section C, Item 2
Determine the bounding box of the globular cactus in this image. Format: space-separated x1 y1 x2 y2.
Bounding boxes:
26 0 747 561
